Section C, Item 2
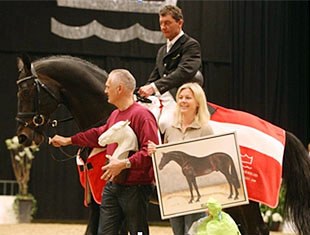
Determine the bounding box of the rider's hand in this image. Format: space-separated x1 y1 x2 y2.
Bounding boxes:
49 135 72 147
138 84 154 97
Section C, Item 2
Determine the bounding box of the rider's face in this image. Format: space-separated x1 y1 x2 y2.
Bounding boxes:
177 88 199 116
159 14 183 41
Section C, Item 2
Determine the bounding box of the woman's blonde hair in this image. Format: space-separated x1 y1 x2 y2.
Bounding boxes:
174 83 211 126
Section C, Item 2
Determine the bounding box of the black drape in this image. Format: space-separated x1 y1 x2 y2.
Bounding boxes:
231 1 309 144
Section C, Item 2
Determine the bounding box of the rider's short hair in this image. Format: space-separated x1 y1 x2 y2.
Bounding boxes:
159 5 183 22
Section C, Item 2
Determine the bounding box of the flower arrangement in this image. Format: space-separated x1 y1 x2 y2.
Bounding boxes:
5 136 39 195
5 136 39 222
260 186 285 231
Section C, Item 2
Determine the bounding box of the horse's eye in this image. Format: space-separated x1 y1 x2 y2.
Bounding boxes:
19 89 32 100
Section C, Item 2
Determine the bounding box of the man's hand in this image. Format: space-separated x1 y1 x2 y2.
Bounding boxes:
101 155 127 181
147 140 157 156
49 135 72 147
138 84 155 98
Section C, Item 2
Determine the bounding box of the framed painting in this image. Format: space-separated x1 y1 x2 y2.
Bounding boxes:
152 132 248 219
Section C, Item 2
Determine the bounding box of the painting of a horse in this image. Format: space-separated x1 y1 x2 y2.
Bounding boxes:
15 55 310 235
159 151 240 203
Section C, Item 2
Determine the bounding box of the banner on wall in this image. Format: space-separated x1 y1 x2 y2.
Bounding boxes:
51 0 178 43
0 1 230 60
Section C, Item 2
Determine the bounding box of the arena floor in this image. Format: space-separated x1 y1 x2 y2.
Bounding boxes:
0 223 296 235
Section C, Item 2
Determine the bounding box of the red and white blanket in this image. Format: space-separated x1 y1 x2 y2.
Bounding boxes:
209 103 285 208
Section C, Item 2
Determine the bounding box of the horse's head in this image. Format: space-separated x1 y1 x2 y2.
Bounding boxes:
158 152 171 170
98 120 131 146
16 56 61 146
158 151 183 170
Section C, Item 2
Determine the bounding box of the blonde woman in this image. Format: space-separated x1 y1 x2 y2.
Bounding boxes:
148 82 213 235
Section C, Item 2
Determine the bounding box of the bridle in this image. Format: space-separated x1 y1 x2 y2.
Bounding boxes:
16 64 78 161
16 64 62 129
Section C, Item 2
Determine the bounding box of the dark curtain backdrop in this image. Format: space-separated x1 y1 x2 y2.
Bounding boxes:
230 1 309 143
0 1 308 222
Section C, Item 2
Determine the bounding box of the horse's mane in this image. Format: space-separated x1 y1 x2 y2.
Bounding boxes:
34 55 108 82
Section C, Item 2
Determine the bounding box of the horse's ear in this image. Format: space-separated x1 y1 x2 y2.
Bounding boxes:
17 54 31 74
17 57 25 73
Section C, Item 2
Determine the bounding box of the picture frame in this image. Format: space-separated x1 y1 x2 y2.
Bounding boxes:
152 132 248 219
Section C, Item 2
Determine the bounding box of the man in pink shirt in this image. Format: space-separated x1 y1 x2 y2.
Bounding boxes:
50 69 159 235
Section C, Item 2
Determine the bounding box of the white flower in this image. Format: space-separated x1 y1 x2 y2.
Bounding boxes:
14 154 21 161
272 212 283 222
265 210 272 217
12 136 19 144
263 214 270 223
24 148 35 160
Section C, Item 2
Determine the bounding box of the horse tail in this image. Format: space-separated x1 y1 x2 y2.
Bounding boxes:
282 131 310 235
229 155 240 189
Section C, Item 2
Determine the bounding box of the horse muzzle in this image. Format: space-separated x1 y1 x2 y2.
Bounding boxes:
17 126 45 146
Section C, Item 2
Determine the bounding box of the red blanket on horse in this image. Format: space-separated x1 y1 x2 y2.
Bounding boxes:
209 103 285 207
77 148 107 206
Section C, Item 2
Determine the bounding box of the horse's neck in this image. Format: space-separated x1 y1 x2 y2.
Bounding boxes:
39 64 112 129
172 155 187 166
111 142 137 160
61 82 108 129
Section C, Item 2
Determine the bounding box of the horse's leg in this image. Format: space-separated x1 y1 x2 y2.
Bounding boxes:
228 182 233 199
185 176 194 203
84 197 100 235
233 189 239 200
220 170 234 199
225 201 269 235
192 177 201 202
229 159 240 200
219 159 240 200
234 182 239 200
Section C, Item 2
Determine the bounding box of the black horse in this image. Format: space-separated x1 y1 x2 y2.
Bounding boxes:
15 55 310 235
159 151 240 203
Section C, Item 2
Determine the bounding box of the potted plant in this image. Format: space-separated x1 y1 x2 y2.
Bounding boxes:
260 186 285 231
5 136 39 223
